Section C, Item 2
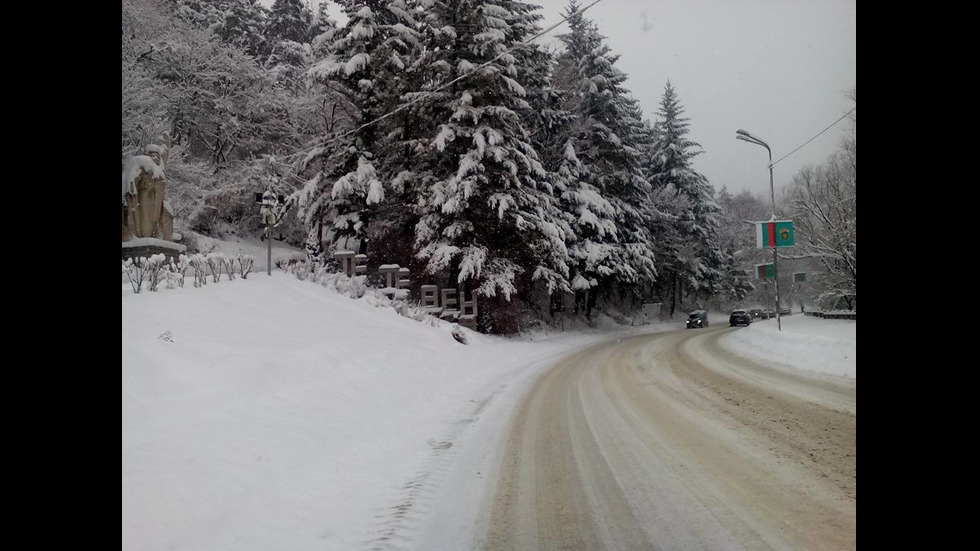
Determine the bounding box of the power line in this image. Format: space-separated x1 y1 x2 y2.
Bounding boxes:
295 0 606 171
771 107 855 167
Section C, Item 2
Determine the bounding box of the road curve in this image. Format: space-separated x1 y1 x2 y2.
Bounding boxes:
480 326 856 550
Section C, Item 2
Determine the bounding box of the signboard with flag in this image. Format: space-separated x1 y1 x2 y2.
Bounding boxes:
756 263 774 279
793 272 806 283
756 220 795 248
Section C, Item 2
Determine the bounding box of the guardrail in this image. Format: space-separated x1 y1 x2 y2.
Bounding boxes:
805 311 856 320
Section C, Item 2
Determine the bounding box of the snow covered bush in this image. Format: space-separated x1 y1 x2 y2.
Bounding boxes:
123 257 148 294
206 253 225 283
391 295 428 323
173 255 190 288
164 264 181 289
146 254 168 292
189 254 209 287
121 251 264 294
275 254 307 270
237 253 255 279
314 271 368 299
223 255 236 281
295 260 313 281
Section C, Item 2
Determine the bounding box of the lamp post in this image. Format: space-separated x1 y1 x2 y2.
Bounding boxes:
256 188 292 276
260 190 277 276
736 129 782 331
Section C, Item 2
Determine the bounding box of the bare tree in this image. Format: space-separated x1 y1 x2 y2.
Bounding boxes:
788 158 855 309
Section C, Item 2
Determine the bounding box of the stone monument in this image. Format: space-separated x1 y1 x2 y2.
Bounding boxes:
122 134 174 241
122 133 185 261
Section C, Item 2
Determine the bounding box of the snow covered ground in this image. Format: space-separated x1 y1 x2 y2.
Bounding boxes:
122 273 649 550
122 272 855 550
717 314 856 379
184 231 306 271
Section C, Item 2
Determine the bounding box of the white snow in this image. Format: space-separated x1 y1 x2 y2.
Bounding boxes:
145 143 166 155
434 124 455 151
351 23 374 40
123 272 633 550
563 140 579 162
366 177 384 205
122 155 165 201
344 52 371 76
718 313 856 378
501 75 526 96
571 273 592 290
457 59 476 74
185 232 304 271
123 260 856 550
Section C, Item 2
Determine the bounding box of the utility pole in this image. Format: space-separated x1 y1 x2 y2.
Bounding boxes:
737 129 783 330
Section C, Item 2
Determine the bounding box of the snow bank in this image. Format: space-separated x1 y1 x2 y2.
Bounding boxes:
718 314 856 378
122 273 635 550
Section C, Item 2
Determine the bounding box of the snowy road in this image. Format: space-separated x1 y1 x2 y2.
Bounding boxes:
478 326 856 550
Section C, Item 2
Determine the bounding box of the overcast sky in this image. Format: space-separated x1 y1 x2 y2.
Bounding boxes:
304 0 856 200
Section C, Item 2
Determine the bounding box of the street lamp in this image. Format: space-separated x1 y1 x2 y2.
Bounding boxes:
256 189 291 276
736 129 782 331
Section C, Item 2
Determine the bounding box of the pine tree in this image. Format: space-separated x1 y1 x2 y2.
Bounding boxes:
411 0 571 303
308 2 340 47
555 1 656 311
646 81 725 306
715 185 757 303
297 0 420 254
175 1 270 58
266 0 312 46
264 0 314 88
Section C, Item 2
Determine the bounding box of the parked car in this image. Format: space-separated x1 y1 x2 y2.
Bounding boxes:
729 310 752 327
748 308 764 320
686 310 709 329
779 306 791 316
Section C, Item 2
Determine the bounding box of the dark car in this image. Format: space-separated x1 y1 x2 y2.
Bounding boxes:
686 310 709 329
729 310 752 327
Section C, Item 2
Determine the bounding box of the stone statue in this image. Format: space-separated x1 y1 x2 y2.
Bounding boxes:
122 133 174 241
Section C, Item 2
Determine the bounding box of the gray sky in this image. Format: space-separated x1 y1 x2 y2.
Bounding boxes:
312 0 857 200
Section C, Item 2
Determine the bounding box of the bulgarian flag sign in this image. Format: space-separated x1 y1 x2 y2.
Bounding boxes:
756 220 795 248
756 263 774 279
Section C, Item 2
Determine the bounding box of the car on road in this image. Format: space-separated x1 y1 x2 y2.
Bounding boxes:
779 306 791 316
729 310 752 327
686 310 709 329
748 308 764 320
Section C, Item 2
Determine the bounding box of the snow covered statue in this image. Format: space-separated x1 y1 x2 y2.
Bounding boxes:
122 134 175 242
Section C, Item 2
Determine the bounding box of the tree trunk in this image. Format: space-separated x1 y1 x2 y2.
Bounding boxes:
669 272 678 317
586 287 597 320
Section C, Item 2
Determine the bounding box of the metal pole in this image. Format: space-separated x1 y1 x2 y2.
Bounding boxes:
765 279 771 319
773 247 781 329
737 130 782 331
267 222 272 276
768 151 781 331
